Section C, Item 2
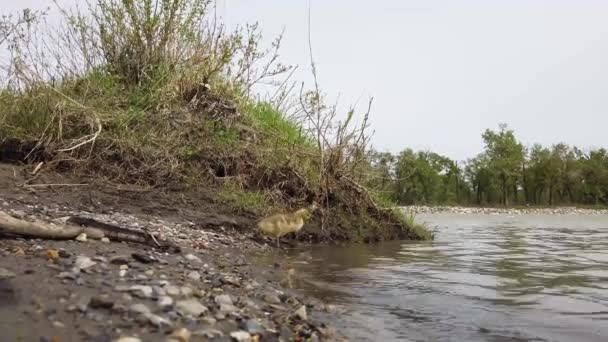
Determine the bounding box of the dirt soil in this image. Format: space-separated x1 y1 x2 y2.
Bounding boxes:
0 162 346 342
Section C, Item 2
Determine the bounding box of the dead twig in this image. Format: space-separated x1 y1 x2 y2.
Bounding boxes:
21 183 89 188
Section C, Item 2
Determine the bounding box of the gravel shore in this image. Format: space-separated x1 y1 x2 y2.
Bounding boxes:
402 205 608 216
0 194 346 342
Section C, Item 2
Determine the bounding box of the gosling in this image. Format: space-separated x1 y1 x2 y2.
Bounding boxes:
256 204 317 247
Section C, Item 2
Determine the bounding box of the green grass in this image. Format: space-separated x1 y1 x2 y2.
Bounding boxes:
216 183 270 214
247 102 313 148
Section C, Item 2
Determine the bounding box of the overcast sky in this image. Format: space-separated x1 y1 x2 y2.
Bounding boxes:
3 0 607 160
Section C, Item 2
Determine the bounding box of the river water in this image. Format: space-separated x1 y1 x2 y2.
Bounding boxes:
257 214 608 342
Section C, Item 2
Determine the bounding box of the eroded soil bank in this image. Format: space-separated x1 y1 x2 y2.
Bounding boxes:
0 163 346 342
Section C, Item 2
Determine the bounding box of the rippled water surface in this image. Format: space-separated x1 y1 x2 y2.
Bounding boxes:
257 214 608 341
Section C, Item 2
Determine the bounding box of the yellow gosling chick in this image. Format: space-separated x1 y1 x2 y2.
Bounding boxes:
257 204 317 247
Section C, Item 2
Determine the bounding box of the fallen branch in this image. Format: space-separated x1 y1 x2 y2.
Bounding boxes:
0 211 179 252
0 211 102 239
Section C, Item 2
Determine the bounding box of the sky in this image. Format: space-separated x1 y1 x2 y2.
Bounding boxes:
2 0 608 161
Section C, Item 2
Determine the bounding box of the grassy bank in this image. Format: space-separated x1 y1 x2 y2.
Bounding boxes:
0 0 431 242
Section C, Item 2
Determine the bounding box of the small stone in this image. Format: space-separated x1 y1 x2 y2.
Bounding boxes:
75 256 97 270
245 319 264 335
294 305 307 321
52 321 65 328
158 296 174 309
201 316 217 326
89 295 114 309
215 295 238 313
110 256 130 265
101 237 111 243
75 233 88 242
129 285 154 299
114 338 142 342
112 304 128 314
195 328 223 339
92 256 108 263
221 275 241 287
130 303 152 315
119 269 127 277
165 285 181 296
180 286 193 297
147 313 171 327
230 331 251 342
184 254 201 263
154 286 166 296
132 253 157 264
58 250 71 258
263 294 281 304
176 299 208 317
119 265 129 270
58 272 76 280
168 327 191 342
187 271 201 281
0 268 16 279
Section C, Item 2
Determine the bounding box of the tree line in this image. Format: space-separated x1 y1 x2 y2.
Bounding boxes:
367 124 608 207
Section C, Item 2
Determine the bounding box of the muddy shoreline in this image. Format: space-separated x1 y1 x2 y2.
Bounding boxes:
402 205 608 215
0 165 346 342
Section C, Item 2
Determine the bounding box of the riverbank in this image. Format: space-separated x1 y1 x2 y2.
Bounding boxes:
0 177 347 341
402 205 608 215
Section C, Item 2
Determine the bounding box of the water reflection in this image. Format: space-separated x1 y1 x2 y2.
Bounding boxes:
253 214 608 342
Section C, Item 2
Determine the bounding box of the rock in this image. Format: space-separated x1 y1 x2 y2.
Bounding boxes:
52 321 65 328
176 299 208 317
154 286 166 296
119 269 127 277
184 254 201 263
194 328 224 339
158 296 174 309
0 267 17 279
187 271 201 281
294 305 307 320
110 255 130 265
165 285 181 296
167 327 191 342
263 293 281 304
180 286 193 297
75 232 88 242
201 316 217 326
75 256 97 270
215 294 238 313
130 303 152 315
92 256 108 263
89 296 114 309
0 268 17 279
221 275 241 287
147 313 172 327
280 325 294 341
114 338 142 342
230 331 251 342
132 253 157 264
129 285 154 299
58 250 71 258
244 319 264 335
101 237 111 243
58 271 76 280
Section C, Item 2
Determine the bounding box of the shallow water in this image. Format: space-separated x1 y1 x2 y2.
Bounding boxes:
256 214 608 342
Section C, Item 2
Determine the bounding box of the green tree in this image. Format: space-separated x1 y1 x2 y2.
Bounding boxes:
481 124 524 206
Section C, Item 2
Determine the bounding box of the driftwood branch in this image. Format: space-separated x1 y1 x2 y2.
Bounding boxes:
0 211 179 252
0 211 102 239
